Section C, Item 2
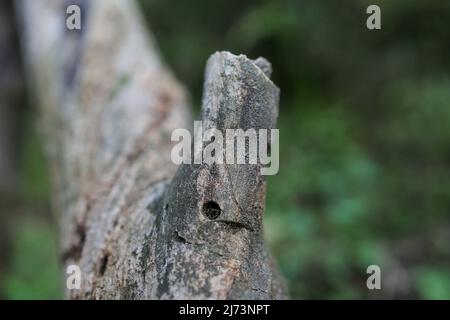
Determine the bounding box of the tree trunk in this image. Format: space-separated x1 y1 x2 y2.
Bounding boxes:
16 0 286 299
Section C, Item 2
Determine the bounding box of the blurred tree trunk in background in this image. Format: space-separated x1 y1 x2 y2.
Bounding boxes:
15 0 285 299
0 0 25 298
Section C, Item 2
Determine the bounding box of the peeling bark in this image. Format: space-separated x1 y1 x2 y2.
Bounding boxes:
16 0 286 299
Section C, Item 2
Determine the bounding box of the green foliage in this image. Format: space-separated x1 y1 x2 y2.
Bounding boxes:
415 267 450 300
265 102 382 298
3 109 60 299
4 219 61 299
19 114 50 203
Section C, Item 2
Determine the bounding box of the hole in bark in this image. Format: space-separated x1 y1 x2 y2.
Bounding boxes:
202 201 221 220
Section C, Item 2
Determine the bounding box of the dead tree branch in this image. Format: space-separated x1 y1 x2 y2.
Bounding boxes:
16 0 286 299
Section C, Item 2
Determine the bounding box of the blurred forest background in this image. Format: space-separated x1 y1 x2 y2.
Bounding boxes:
1 0 449 299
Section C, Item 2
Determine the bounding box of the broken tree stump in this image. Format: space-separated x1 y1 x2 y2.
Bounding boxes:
15 0 286 299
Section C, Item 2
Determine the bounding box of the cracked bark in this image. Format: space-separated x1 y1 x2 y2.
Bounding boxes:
16 0 287 299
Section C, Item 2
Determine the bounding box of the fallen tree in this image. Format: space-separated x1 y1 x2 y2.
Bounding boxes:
16 0 286 299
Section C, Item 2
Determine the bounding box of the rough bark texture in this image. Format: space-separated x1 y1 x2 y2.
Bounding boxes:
16 0 286 299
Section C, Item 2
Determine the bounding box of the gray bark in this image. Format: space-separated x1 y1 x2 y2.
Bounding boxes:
16 0 286 299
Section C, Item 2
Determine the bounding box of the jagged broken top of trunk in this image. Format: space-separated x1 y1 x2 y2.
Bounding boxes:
152 52 285 299
87 51 286 299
